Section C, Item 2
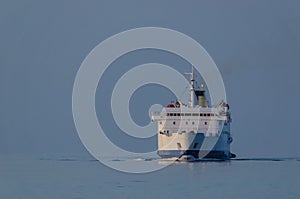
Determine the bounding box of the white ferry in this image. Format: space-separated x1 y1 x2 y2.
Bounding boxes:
152 66 236 160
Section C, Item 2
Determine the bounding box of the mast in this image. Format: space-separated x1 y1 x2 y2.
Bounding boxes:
185 65 195 107
190 66 194 107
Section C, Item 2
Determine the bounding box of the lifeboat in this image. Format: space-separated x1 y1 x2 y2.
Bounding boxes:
166 104 175 108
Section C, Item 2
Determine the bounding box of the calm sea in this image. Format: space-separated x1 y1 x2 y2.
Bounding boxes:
1 155 299 199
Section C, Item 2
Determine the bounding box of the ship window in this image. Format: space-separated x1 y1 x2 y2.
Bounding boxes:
185 113 191 116
192 113 199 116
192 121 195 125
159 121 162 124
177 143 182 148
207 113 211 117
211 113 214 116
170 113 173 116
186 121 188 125
173 121 176 125
167 113 170 116
177 113 180 116
204 122 207 125
180 113 184 116
203 113 207 117
193 143 198 149
200 113 203 116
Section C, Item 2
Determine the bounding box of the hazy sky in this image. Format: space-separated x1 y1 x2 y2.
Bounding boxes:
1 0 300 157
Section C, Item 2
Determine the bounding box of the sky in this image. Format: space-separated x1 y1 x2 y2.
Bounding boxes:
1 0 300 158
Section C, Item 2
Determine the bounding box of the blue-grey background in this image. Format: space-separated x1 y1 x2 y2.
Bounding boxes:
1 1 300 198
1 0 299 157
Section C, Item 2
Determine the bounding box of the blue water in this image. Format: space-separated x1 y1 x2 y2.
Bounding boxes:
1 155 299 199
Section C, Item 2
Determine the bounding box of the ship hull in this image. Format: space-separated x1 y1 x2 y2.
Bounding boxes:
157 150 232 159
157 131 233 159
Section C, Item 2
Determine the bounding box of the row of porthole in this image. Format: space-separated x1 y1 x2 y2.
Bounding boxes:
162 130 217 136
167 113 216 117
171 121 208 125
160 121 208 125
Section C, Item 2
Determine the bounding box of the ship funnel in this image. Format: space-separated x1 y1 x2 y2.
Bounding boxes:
194 84 207 107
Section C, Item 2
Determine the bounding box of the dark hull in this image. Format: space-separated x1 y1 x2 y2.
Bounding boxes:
158 150 236 159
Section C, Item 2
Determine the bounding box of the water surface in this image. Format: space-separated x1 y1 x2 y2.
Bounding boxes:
0 155 299 199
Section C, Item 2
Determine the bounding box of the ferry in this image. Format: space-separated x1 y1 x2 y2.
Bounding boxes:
151 66 236 160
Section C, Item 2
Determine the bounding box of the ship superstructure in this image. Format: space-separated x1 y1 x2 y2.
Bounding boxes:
152 66 235 159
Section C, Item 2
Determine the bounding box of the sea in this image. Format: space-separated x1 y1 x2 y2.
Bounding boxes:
1 154 299 199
